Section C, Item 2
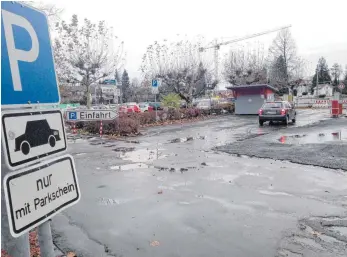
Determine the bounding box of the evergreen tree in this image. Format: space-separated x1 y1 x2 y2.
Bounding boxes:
270 55 287 86
121 70 131 103
311 57 331 93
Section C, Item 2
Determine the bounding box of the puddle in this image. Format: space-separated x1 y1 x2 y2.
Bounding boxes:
244 172 261 176
259 190 293 196
169 135 206 143
170 137 194 143
97 197 132 205
278 129 347 144
329 226 347 236
75 152 86 156
121 148 168 162
110 163 150 171
112 147 135 152
104 144 117 148
90 142 103 145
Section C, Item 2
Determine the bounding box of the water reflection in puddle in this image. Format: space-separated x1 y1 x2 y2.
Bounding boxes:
110 163 150 171
278 129 347 144
121 148 168 162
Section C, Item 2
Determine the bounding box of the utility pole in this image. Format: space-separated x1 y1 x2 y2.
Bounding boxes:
316 65 319 97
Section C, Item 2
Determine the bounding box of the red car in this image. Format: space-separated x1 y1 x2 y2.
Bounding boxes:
119 104 141 113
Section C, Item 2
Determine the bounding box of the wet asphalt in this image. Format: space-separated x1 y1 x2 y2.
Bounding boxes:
52 109 347 257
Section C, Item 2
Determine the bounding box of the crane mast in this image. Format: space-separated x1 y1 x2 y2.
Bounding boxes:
199 25 292 82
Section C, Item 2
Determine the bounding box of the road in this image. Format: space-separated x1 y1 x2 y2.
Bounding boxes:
52 109 347 257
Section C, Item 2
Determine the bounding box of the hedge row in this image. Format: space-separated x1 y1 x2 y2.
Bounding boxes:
68 107 232 136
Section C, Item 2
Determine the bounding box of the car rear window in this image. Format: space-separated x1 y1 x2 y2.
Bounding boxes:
263 102 283 108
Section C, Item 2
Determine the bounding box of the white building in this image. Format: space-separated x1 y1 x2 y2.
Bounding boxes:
314 84 333 97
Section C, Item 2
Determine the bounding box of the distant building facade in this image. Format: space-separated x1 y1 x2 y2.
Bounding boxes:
314 84 334 97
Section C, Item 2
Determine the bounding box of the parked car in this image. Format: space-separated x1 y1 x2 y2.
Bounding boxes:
196 99 213 110
139 102 154 112
216 98 235 113
149 102 163 110
196 99 219 109
15 119 61 155
258 101 296 126
119 103 141 113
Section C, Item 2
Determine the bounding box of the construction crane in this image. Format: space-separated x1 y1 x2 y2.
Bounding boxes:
199 25 292 81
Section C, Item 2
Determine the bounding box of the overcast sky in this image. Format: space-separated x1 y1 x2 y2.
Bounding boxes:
49 0 347 80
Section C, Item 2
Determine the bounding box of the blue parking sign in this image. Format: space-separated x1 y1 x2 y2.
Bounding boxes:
68 112 77 120
1 2 60 107
152 79 158 88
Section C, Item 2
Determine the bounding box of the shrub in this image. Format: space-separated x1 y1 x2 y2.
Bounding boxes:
79 106 232 136
161 93 181 109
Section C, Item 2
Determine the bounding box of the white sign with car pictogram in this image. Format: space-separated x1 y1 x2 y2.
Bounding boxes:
1 109 67 170
3 155 80 237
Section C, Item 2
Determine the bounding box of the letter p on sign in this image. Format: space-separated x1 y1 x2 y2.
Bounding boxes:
2 9 39 91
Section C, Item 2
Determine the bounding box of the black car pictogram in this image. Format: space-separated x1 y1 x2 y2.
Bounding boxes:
15 119 61 155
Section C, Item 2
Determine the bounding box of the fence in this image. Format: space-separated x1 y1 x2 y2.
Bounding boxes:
295 97 347 109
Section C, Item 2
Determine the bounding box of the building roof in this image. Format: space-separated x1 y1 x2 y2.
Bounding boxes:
226 84 278 92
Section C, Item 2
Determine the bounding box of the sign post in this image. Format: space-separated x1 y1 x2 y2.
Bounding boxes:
152 79 160 122
1 2 80 256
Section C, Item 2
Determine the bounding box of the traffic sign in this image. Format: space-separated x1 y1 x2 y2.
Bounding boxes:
3 155 80 237
338 84 345 90
1 109 67 170
1 2 60 107
66 109 119 122
103 79 116 85
152 79 158 88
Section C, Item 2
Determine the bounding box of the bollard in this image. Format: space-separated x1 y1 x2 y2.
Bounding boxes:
72 122 77 134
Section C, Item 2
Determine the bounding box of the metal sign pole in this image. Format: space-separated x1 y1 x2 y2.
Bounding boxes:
37 222 54 257
1 151 30 257
155 93 158 122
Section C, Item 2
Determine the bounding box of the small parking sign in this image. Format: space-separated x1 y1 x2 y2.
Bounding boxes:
68 112 77 120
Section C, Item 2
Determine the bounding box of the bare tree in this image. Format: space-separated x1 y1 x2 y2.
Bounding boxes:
131 78 140 88
140 37 216 104
330 63 342 86
54 15 125 107
268 29 304 87
24 1 63 25
223 44 267 85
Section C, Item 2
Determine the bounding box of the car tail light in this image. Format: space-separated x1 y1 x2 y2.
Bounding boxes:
258 109 263 115
280 109 286 115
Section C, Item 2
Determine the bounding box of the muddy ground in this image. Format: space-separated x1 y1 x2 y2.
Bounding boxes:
52 109 347 257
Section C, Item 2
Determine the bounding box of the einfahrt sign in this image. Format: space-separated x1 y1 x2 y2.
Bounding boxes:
66 109 118 121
